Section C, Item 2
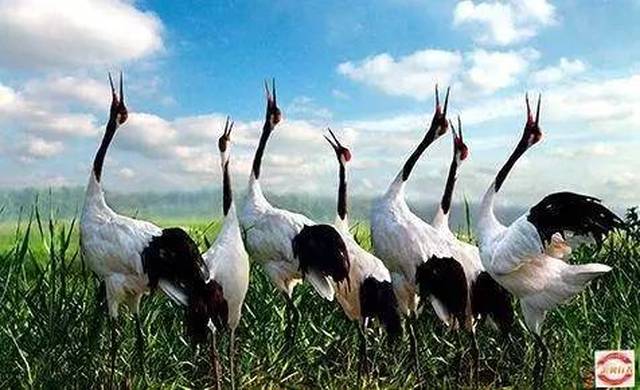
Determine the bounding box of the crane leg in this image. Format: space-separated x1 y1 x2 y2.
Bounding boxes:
284 295 299 348
533 334 548 389
408 314 421 381
229 328 237 390
210 329 221 390
470 330 479 389
358 318 370 378
108 316 119 390
134 312 147 381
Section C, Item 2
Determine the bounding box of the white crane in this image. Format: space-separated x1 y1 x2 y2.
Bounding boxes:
370 86 453 374
202 118 250 390
476 94 623 388
240 80 350 343
427 117 514 385
80 73 218 386
321 129 401 375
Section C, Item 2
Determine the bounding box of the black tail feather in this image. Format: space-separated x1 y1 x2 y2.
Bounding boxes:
141 227 226 344
292 224 350 285
360 277 402 340
471 271 514 334
416 256 468 328
185 280 228 344
528 191 624 245
142 227 208 290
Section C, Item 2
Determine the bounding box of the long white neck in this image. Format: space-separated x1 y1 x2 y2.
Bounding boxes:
247 173 270 209
477 180 502 244
383 171 407 202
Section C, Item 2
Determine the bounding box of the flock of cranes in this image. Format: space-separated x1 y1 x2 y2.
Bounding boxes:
80 73 624 389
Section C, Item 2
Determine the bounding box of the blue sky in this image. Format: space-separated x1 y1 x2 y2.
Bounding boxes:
0 0 639 209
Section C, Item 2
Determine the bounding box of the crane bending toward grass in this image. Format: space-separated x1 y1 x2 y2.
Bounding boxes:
476 94 623 388
240 80 350 344
202 118 250 390
80 73 218 387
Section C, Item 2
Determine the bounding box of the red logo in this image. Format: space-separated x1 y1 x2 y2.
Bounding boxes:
595 350 635 388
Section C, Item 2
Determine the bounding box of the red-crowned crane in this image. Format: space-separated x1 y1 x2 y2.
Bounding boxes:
202 118 250 390
427 117 514 385
80 74 218 386
369 86 453 374
476 94 623 388
239 80 350 343
323 128 401 375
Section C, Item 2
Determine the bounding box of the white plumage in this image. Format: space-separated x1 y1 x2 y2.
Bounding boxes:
80 74 212 386
323 129 395 323
240 82 348 302
476 95 620 387
242 179 335 300
201 118 249 390
81 172 163 317
429 118 484 330
370 87 452 318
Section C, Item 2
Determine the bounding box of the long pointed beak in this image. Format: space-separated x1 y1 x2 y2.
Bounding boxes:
272 78 277 106
327 127 343 148
443 86 450 116
535 94 541 125
108 72 116 98
448 119 457 140
264 79 271 102
435 84 440 109
525 92 531 120
457 115 463 141
323 135 337 150
119 72 124 105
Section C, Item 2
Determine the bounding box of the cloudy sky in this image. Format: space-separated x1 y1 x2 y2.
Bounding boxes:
0 0 639 209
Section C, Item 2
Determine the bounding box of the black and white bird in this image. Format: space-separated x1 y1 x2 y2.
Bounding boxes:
240 80 350 341
369 86 453 371
202 118 250 390
426 117 514 384
80 74 217 385
323 129 401 374
476 94 623 387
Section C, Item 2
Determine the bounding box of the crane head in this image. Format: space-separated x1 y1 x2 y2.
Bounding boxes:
324 128 351 165
108 72 128 128
264 78 282 127
449 115 469 162
430 84 450 138
218 116 234 153
523 93 543 147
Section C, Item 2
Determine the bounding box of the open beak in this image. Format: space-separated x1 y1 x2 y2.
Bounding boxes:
324 128 351 162
224 116 234 139
108 72 117 102
119 72 124 107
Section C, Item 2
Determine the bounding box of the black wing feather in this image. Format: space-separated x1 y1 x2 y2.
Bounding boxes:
527 191 624 245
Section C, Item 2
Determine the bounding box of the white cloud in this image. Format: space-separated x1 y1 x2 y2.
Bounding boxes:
22 76 107 110
549 143 615 159
0 81 100 137
0 0 163 69
287 96 333 121
465 48 539 93
453 0 556 46
531 58 586 84
338 47 538 98
117 167 136 180
337 49 463 100
22 136 64 159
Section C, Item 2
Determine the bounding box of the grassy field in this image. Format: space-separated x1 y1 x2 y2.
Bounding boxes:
0 203 638 389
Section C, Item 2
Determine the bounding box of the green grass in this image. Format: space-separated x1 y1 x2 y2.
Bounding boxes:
0 203 639 389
